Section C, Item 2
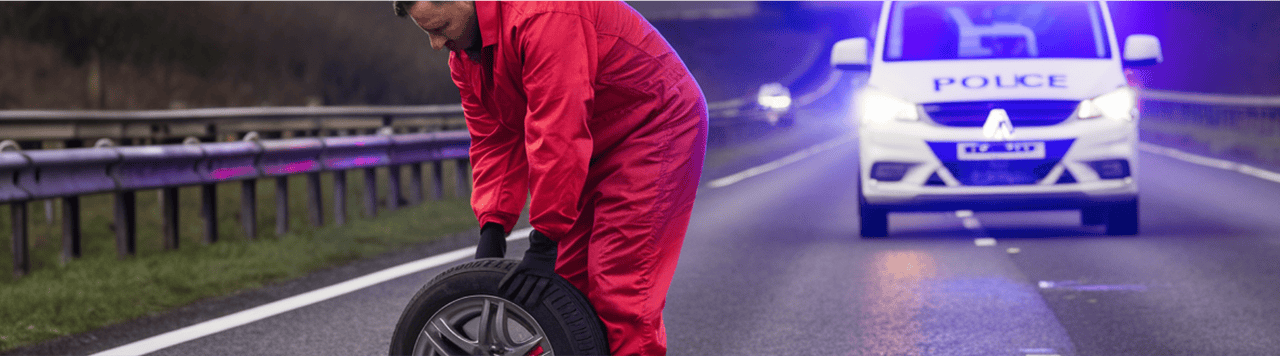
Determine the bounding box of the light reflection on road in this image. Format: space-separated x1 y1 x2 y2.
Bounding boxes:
858 250 936 355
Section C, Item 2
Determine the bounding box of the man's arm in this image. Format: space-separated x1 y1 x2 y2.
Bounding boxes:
450 52 527 234
518 12 598 241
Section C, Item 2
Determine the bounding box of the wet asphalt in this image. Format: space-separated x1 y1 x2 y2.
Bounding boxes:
15 96 1280 356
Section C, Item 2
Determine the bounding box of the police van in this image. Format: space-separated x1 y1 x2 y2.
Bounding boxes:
830 1 1162 237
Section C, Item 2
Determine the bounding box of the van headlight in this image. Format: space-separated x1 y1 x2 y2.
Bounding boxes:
1076 87 1137 121
857 88 919 125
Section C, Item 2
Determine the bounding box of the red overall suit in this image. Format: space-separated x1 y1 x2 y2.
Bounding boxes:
448 2 707 355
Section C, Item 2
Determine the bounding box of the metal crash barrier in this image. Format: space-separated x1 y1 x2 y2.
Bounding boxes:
2 131 471 277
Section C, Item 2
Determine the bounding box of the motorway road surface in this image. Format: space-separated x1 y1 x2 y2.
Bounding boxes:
27 101 1280 355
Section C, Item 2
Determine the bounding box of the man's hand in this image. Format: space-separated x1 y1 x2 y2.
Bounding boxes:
499 229 558 306
475 222 507 259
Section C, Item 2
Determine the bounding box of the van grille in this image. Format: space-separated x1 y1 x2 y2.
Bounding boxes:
943 160 1060 186
922 100 1080 127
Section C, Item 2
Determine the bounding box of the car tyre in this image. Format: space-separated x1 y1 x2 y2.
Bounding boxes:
1104 199 1139 236
389 258 610 356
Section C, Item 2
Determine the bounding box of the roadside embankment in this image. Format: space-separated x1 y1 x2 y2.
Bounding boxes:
1139 94 1280 172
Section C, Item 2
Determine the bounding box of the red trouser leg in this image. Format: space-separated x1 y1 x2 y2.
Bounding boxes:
556 85 707 356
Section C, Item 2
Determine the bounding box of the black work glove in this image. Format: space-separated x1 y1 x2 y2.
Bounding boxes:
499 229 558 306
475 222 507 259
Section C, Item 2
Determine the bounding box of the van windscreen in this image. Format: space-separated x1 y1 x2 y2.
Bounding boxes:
884 1 1112 61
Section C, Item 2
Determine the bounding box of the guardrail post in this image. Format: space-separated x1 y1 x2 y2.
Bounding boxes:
256 137 323 236
241 180 257 240
321 134 391 222
388 165 402 211
44 200 54 224
11 201 28 277
61 196 81 263
161 187 180 250
363 168 377 217
306 172 323 227
276 176 289 236
334 171 347 226
431 161 444 200
115 191 137 258
454 159 470 198
114 144 204 250
409 163 424 205
201 184 217 244
196 139 261 241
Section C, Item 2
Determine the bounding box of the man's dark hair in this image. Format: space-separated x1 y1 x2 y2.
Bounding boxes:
392 1 415 17
391 0 453 17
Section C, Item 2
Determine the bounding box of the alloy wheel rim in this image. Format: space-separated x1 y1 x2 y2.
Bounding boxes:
412 295 552 356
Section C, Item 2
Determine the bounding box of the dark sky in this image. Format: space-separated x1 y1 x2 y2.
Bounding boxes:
1108 1 1280 95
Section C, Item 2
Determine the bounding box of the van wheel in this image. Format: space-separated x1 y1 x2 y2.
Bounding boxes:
857 174 889 238
860 204 889 238
389 259 610 356
1104 200 1139 236
1081 206 1107 225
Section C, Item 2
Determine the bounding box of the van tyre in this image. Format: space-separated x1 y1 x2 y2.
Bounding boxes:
1104 199 1139 236
860 204 889 238
857 174 889 238
389 258 610 356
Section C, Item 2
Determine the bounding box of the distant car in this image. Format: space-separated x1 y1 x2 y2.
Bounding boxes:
755 82 795 127
831 0 1163 237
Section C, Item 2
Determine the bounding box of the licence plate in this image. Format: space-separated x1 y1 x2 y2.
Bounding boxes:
957 141 1046 160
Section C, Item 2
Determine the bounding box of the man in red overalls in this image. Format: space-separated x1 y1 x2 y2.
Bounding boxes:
395 2 707 355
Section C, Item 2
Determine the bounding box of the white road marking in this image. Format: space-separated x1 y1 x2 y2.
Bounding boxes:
1021 347 1061 356
958 210 994 245
1037 280 1147 292
706 134 856 188
962 218 983 230
91 228 534 356
1139 142 1280 184
1007 247 1021 254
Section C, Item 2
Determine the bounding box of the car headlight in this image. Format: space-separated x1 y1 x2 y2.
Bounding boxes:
857 88 919 125
758 95 792 110
1076 87 1137 121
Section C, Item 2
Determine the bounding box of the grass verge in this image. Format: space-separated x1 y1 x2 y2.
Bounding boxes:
1141 119 1280 171
0 163 476 352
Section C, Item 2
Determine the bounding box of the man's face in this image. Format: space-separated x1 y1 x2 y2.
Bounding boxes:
407 1 479 52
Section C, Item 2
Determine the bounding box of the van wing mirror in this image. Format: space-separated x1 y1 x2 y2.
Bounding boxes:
831 37 870 71
1123 34 1163 67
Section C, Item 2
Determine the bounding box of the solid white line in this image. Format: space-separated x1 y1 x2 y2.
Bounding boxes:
707 134 856 188
1138 142 1280 184
91 228 534 356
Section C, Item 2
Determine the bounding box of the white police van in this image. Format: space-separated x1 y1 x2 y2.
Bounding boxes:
830 1 1162 237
